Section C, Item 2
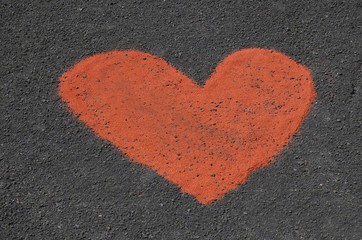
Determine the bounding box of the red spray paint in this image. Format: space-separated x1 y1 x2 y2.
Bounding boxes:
59 48 316 204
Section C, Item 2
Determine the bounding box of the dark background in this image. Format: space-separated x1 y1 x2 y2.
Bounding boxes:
1 0 361 239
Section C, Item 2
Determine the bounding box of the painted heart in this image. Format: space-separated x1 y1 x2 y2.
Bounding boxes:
59 48 315 204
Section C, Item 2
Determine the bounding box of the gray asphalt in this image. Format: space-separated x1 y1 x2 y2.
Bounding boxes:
1 1 361 239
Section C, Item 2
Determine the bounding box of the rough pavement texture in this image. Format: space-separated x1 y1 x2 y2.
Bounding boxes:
1 0 361 239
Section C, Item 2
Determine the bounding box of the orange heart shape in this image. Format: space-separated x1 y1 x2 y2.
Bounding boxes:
59 48 315 204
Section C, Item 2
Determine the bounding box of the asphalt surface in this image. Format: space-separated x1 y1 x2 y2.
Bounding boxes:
1 1 361 239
